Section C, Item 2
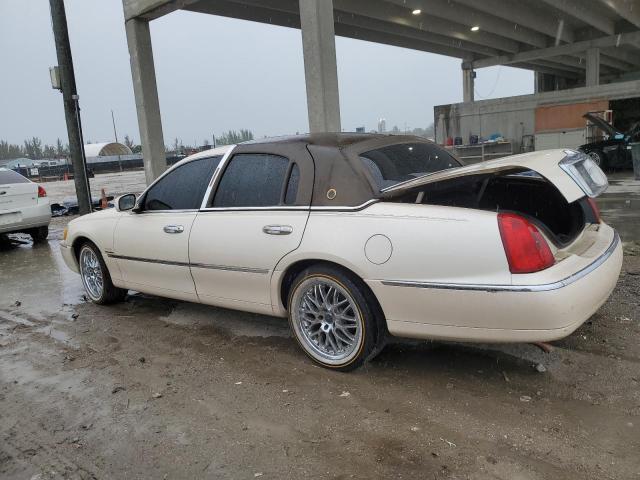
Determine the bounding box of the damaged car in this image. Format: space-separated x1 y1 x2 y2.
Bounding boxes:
578 112 639 170
60 134 622 371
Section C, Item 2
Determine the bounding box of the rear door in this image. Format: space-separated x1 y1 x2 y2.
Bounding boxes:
190 147 313 312
113 156 221 301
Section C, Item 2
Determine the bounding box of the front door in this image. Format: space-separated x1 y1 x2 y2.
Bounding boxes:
189 152 310 313
113 155 222 301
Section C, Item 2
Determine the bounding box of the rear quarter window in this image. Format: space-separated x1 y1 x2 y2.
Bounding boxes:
359 143 460 190
0 169 30 185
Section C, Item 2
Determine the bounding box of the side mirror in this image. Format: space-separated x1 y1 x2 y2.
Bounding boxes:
117 193 136 211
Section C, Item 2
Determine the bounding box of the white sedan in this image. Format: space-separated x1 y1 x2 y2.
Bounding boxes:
61 134 622 370
0 168 51 242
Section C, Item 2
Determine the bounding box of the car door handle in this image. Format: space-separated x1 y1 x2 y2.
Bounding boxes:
163 225 184 234
262 225 293 235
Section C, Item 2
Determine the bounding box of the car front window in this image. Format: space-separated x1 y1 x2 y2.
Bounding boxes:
143 156 221 211
359 143 460 190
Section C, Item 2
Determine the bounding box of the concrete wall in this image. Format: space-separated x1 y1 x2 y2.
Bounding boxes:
435 80 640 153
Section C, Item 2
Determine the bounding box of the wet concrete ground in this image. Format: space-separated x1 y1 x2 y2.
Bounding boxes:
1 174 639 479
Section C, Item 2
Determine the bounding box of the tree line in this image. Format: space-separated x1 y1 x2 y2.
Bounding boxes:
1 128 256 161
2 125 437 161
0 138 70 160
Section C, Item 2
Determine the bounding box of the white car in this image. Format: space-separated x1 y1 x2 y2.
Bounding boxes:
60 134 622 370
0 168 51 242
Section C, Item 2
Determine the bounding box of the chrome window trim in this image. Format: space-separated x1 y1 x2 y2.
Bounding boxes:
136 209 198 214
381 231 620 293
107 253 268 274
199 145 236 210
133 151 231 213
199 206 310 212
198 199 379 213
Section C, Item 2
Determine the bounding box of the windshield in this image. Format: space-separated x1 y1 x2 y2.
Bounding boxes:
359 142 461 190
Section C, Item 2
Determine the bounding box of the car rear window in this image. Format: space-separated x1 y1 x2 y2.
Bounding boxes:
359 143 460 190
0 169 30 185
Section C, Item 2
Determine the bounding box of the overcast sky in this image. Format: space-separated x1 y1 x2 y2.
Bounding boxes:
0 0 533 146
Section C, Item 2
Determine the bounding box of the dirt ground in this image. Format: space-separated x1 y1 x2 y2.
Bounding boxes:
1 173 639 479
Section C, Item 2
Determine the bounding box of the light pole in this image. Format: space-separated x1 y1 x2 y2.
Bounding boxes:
49 0 92 214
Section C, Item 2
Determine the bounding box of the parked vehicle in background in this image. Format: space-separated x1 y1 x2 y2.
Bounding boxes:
61 134 621 371
0 168 51 242
578 113 639 170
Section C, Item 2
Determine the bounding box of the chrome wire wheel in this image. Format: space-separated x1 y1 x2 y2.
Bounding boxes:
79 246 104 301
290 276 364 365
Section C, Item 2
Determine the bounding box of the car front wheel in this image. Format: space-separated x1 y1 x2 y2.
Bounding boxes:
288 265 385 371
78 242 127 304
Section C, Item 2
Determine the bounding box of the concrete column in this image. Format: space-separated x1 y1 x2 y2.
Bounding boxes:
299 0 341 133
462 67 475 102
125 18 166 185
586 47 600 87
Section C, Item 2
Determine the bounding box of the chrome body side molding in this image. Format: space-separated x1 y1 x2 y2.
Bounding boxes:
106 253 268 274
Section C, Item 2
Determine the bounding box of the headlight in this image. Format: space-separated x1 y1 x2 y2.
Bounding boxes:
560 150 608 197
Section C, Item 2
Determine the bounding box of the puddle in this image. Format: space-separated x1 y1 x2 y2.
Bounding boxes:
160 302 290 338
0 237 85 317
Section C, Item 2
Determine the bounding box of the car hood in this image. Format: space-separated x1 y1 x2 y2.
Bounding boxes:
583 113 621 137
380 149 587 203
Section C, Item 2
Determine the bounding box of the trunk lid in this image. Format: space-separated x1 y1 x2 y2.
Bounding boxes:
583 113 621 137
380 149 599 203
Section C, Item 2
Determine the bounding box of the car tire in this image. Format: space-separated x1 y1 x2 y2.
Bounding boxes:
587 150 607 170
287 264 386 371
78 241 127 305
30 226 49 243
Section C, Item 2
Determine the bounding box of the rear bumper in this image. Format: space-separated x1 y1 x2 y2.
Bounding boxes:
0 202 51 234
368 228 623 343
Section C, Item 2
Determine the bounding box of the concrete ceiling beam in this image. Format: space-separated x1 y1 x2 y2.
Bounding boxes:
600 0 640 29
332 0 521 53
539 0 616 35
383 0 549 48
453 0 575 43
468 31 640 69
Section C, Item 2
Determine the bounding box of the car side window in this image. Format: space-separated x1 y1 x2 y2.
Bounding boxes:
212 154 291 208
144 156 221 211
284 163 300 205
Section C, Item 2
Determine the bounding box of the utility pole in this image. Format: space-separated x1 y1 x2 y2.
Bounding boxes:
111 110 119 143
49 0 91 214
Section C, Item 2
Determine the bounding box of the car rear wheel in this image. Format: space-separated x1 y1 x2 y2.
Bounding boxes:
288 265 385 371
29 226 48 243
78 242 127 304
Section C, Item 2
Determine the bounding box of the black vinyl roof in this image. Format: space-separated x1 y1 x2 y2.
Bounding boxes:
242 132 399 149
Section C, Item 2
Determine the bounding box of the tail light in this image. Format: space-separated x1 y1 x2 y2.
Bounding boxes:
497 213 554 274
37 185 47 198
587 197 601 224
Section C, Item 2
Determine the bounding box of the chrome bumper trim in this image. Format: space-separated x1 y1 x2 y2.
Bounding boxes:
381 231 620 293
